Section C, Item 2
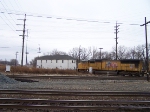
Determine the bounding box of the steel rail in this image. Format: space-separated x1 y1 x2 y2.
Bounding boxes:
1 92 150 97
0 104 149 110
0 90 150 97
7 75 146 80
0 99 150 110
0 98 150 103
0 89 150 94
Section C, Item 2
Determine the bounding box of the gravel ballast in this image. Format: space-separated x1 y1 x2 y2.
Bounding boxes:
0 73 150 91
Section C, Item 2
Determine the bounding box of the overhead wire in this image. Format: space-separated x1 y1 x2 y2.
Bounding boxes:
0 1 20 35
0 1 18 28
0 11 126 24
0 1 149 61
0 9 149 47
14 0 25 12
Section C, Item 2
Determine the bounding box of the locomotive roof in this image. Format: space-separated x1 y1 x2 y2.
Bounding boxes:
120 59 141 61
120 59 141 63
83 59 142 63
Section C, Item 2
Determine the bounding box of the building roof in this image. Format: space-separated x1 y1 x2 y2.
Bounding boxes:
37 55 76 60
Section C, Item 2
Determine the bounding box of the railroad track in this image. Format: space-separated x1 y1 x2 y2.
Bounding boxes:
1 89 150 96
0 90 150 111
7 75 146 80
0 98 150 110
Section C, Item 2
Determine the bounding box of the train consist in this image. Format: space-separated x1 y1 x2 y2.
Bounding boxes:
78 59 146 76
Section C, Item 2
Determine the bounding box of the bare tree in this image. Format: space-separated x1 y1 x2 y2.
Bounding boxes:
102 51 112 60
80 47 92 60
50 49 67 55
68 47 92 61
91 47 99 59
30 57 38 67
135 45 145 59
117 46 127 59
10 59 18 66
68 47 80 59
125 48 135 59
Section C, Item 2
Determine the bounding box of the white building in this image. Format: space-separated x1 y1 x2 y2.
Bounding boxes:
36 55 77 69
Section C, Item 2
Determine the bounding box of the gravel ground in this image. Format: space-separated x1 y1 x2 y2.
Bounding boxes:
0 73 150 91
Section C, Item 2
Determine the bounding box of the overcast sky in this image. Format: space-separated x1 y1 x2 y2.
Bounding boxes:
0 0 150 64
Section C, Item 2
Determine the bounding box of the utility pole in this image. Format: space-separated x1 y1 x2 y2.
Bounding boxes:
114 22 120 60
26 29 29 65
140 17 150 81
17 14 26 66
37 44 41 57
79 45 81 63
99 48 103 59
15 52 18 66
26 43 29 65
21 14 26 66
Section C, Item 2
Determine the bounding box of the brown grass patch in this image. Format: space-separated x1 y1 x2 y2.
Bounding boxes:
0 66 78 75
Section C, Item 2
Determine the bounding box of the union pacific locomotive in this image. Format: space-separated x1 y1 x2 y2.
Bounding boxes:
78 59 146 76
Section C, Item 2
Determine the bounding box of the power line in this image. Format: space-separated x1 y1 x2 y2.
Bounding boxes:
0 1 19 29
0 11 113 24
14 0 24 12
0 16 18 35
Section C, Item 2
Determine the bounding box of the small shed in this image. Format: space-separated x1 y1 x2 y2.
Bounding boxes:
5 65 11 72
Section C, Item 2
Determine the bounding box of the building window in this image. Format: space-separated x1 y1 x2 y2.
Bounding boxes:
56 60 57 63
72 60 74 63
41 60 42 63
62 60 63 63
46 60 47 63
51 60 52 63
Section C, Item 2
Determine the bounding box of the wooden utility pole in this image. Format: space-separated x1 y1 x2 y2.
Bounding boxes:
17 14 27 66
21 14 26 66
140 17 150 81
114 22 120 60
15 52 18 66
78 45 81 63
26 29 29 65
99 48 103 59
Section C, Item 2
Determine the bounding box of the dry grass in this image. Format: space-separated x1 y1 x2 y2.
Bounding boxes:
0 65 5 71
0 65 78 75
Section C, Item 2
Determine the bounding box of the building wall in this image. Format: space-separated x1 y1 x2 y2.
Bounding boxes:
37 59 76 69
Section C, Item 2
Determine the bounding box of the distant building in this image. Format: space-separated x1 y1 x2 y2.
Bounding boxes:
36 55 77 69
0 60 11 65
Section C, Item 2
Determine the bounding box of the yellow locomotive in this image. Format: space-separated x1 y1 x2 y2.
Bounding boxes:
78 59 145 76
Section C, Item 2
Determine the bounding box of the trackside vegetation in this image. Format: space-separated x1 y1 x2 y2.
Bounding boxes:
0 65 78 74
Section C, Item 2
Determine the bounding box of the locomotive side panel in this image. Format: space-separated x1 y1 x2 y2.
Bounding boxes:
78 61 89 72
120 59 142 72
101 60 120 71
119 59 144 76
